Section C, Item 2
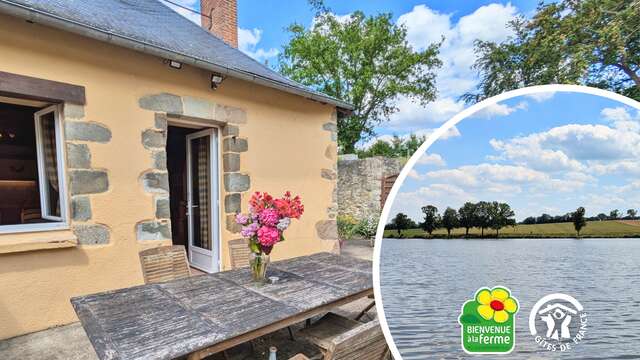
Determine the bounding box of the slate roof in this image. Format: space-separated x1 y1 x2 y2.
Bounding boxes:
0 0 353 110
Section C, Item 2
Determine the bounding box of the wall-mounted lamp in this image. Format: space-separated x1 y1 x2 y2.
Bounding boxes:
164 59 182 69
211 72 225 90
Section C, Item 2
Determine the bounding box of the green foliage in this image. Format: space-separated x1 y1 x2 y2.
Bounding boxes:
474 201 492 237
357 134 426 158
465 0 640 103
278 1 441 153
610 209 620 219
353 215 379 239
458 202 477 236
487 201 516 236
421 205 440 235
571 207 587 237
337 215 359 240
441 207 459 237
387 212 416 236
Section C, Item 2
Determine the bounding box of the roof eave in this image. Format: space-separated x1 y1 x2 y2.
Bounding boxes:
0 0 355 111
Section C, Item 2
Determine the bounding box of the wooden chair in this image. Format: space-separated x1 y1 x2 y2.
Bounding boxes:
355 295 376 321
139 245 191 284
289 355 311 360
229 238 251 269
298 313 390 360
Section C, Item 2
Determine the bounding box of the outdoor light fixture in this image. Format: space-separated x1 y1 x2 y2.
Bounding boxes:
210 72 225 89
165 59 182 69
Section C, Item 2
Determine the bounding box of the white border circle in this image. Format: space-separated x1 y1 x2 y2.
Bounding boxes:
372 85 640 359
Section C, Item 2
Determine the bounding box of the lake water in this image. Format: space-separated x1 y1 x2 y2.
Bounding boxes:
380 238 640 359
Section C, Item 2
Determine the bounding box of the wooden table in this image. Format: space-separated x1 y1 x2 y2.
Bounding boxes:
71 252 373 360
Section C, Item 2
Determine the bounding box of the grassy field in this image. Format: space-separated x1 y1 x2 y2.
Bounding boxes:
384 220 640 238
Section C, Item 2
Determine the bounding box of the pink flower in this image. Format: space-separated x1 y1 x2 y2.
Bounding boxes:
258 208 280 227
241 222 259 238
235 213 249 225
257 226 280 247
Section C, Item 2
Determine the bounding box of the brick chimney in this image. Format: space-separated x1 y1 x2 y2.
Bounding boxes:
201 0 238 48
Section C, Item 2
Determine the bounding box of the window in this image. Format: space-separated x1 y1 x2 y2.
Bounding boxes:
0 101 67 232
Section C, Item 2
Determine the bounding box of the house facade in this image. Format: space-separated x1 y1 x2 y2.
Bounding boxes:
0 0 348 339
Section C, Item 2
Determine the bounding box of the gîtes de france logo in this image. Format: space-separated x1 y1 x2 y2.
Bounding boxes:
529 293 588 352
458 286 519 354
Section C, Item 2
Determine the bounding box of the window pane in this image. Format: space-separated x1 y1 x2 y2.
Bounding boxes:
38 111 61 218
0 102 42 225
190 135 211 250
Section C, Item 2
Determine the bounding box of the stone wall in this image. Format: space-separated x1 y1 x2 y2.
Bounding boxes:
337 156 402 220
64 103 112 245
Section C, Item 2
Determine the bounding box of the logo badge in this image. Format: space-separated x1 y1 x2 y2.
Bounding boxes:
458 286 519 354
529 293 587 352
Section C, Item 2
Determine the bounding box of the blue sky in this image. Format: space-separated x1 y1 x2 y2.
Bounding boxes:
164 0 544 143
390 92 640 222
162 2 640 222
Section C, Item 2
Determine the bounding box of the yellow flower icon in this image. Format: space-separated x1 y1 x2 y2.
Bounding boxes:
476 287 518 323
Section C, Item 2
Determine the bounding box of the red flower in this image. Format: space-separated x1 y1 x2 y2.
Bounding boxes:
274 191 304 219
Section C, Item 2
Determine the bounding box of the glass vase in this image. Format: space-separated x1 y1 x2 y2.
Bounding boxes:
249 252 270 284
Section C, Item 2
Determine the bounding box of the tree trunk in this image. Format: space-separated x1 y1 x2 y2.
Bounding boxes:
447 229 451 238
481 228 484 237
616 62 640 88
465 227 469 237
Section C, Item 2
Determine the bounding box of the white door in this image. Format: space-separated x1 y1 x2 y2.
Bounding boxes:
186 128 220 273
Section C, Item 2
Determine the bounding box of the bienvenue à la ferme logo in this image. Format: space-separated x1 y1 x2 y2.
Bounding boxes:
458 286 519 354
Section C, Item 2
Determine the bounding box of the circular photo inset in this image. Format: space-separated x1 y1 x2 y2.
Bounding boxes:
374 85 640 359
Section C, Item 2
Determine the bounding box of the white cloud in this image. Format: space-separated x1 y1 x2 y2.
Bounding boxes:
359 126 460 149
238 27 279 62
388 3 518 129
472 101 528 119
426 163 549 187
601 107 640 132
416 153 446 166
490 118 640 173
526 91 556 102
388 97 465 130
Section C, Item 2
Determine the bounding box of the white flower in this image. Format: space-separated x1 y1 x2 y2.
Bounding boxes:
277 217 291 231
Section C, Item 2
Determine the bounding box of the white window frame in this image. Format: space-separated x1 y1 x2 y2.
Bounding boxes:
0 104 69 234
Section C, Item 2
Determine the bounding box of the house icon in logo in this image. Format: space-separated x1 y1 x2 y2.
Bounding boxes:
538 303 578 340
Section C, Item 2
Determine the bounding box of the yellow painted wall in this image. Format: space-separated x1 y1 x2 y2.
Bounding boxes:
0 14 338 339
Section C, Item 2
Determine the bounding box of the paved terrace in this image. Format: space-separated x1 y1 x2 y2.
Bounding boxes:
0 240 375 360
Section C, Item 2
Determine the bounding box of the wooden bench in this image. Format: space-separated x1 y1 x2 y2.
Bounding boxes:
299 313 390 359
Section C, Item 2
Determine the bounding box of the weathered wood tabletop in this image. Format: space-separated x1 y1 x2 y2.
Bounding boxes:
71 252 373 360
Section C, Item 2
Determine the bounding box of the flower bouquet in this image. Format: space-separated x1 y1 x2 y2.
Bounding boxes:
235 191 304 283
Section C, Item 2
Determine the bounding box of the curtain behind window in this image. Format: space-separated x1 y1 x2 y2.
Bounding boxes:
40 113 60 217
197 137 210 250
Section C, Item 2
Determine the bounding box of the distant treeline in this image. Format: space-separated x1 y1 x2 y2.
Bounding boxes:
387 202 592 237
522 209 638 224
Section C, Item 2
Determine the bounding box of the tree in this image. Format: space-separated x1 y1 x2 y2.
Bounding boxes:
421 205 440 236
627 209 637 219
356 134 426 158
441 207 459 238
572 207 587 237
279 2 441 153
488 202 516 237
474 201 491 237
522 216 536 225
390 212 414 236
464 0 640 103
610 209 620 219
596 213 608 221
458 202 477 237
